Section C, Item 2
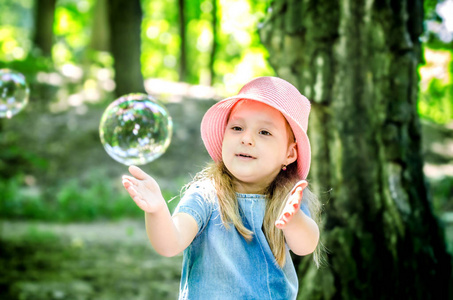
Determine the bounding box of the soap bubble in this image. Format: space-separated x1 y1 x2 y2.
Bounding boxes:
0 69 29 118
99 93 173 165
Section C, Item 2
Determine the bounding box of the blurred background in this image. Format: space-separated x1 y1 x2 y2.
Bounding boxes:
0 0 452 299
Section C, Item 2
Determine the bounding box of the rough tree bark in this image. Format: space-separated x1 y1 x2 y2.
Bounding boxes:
260 0 452 299
107 0 145 97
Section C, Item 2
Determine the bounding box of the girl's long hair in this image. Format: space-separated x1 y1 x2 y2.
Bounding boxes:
183 160 322 268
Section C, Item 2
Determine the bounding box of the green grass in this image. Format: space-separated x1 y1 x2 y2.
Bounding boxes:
0 170 180 222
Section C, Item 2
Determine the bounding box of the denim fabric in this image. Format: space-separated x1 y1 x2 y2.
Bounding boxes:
174 187 311 300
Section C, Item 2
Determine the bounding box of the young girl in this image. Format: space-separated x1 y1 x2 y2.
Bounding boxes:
122 76 321 299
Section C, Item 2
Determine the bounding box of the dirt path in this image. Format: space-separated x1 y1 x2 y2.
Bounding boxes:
1 219 150 245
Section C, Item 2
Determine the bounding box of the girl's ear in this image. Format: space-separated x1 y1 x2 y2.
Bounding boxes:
285 142 298 165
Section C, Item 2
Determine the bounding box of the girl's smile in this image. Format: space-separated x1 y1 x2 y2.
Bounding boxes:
222 100 297 193
235 153 256 160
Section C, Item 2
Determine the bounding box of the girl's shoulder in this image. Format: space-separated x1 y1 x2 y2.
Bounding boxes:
176 179 217 233
182 179 217 204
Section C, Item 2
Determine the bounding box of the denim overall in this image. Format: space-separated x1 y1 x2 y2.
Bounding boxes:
175 188 311 300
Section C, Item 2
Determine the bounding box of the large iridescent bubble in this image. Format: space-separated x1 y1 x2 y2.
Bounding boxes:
99 93 173 165
0 69 29 118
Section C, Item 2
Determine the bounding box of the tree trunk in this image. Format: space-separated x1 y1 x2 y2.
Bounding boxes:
208 0 218 86
32 0 57 57
260 0 452 299
90 0 110 52
178 0 187 82
107 0 145 97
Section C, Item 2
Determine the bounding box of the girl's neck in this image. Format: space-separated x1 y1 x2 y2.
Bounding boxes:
233 180 268 194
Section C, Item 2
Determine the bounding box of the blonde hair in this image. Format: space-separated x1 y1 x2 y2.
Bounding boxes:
183 161 322 268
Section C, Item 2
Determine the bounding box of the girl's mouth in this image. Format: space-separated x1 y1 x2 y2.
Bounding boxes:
236 153 256 159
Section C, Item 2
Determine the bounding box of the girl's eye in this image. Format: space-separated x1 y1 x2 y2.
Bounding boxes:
260 130 271 136
232 126 242 131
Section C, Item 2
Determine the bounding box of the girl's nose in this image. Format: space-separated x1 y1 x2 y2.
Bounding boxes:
241 131 254 146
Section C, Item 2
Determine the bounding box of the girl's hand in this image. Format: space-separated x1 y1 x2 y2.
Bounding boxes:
122 165 166 214
275 180 308 229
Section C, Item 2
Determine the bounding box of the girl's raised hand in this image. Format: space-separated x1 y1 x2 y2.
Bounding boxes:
275 180 308 229
122 165 166 214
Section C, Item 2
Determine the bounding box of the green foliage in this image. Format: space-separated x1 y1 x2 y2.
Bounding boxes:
141 0 180 82
0 175 48 220
52 0 95 65
418 46 453 124
0 0 34 61
139 0 275 87
430 176 453 213
54 176 130 222
1 0 274 91
0 145 47 180
0 168 180 222
0 53 55 77
0 173 128 221
424 0 440 20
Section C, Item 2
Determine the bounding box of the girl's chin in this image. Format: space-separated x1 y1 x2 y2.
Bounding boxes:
229 171 260 182
232 175 276 192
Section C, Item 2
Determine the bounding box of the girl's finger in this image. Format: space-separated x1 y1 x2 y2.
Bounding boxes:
290 180 308 195
289 191 302 208
282 205 296 218
122 175 139 186
275 220 286 228
133 195 143 204
276 209 291 225
122 179 130 188
276 210 292 228
129 165 149 180
122 178 134 189
126 185 140 199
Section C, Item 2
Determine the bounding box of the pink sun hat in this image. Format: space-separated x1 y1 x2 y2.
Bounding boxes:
201 76 312 180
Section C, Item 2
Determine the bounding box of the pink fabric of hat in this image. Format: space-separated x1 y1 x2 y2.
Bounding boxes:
201 76 311 179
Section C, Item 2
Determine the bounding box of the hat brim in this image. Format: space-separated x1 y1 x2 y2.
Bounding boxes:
201 95 311 180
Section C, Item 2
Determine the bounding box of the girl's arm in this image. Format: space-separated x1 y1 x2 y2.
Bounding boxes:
122 166 198 257
275 181 320 256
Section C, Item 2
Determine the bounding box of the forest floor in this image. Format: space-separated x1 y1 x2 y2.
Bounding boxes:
0 219 182 300
0 83 452 299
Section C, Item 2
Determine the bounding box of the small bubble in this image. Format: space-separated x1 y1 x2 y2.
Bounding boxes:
0 69 29 118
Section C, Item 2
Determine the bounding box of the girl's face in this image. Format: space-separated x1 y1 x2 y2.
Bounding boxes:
222 100 297 194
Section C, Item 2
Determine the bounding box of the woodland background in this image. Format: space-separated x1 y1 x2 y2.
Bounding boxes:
0 0 452 299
